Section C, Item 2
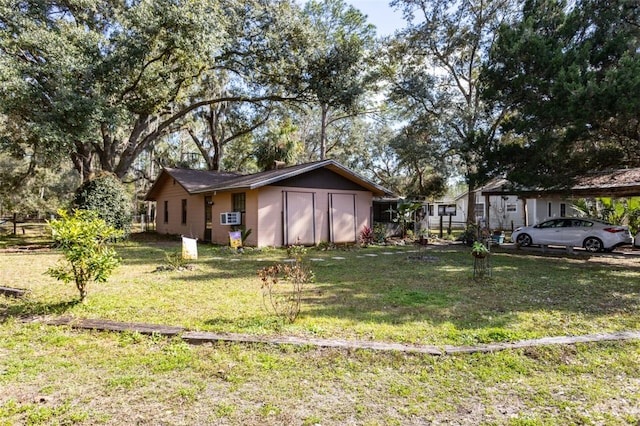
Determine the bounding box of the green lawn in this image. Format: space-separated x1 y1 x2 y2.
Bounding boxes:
1 234 639 425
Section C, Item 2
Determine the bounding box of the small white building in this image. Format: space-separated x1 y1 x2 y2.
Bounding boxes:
376 168 640 235
425 178 575 232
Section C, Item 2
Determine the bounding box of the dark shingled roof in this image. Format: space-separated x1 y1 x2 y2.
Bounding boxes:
480 168 640 198
144 168 241 201
145 160 395 201
573 168 640 191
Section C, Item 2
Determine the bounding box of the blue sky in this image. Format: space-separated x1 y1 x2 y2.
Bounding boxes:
298 1 408 37
345 1 407 36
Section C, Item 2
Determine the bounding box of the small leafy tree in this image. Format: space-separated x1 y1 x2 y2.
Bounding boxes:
47 209 122 304
387 200 423 237
572 198 639 226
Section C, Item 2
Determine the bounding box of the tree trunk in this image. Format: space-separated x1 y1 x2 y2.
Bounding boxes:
71 142 94 183
77 281 88 304
187 127 217 171
467 189 476 227
320 104 329 160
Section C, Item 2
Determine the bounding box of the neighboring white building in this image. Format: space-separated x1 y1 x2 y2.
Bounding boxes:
381 168 640 234
425 179 574 232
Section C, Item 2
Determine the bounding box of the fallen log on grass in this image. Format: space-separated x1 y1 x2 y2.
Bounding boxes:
0 286 30 298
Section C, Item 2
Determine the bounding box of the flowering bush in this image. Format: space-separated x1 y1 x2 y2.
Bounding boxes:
359 225 374 247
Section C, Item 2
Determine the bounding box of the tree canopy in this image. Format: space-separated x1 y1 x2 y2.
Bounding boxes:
2 0 640 218
302 0 377 160
385 0 516 214
0 0 310 182
482 0 640 187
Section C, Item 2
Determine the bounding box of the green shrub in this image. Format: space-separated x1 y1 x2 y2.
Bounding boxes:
73 173 132 234
163 250 190 270
373 223 386 243
46 209 122 303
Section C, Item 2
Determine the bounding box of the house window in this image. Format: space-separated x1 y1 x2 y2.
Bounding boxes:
428 204 434 216
163 201 168 223
181 199 187 225
373 201 394 222
548 202 552 217
233 193 246 213
560 203 566 217
474 203 484 218
506 203 517 212
231 193 246 228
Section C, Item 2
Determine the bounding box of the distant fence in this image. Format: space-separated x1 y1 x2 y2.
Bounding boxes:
132 214 155 232
0 217 49 236
0 214 158 236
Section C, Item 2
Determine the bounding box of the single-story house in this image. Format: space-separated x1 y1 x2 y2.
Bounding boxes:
416 169 640 232
381 188 531 233
476 179 569 230
144 160 395 247
427 179 606 232
480 168 640 229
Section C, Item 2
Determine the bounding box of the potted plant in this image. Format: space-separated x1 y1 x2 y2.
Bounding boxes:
461 224 478 246
471 241 489 258
492 229 505 244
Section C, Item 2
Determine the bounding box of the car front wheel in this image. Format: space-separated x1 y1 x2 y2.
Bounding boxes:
583 237 603 252
516 233 532 247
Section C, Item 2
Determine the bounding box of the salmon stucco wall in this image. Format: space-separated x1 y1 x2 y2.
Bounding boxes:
155 180 205 239
256 186 373 247
155 183 373 247
209 192 232 245
208 190 259 246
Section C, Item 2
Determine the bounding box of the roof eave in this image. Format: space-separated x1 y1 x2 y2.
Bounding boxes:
144 169 193 201
191 160 395 197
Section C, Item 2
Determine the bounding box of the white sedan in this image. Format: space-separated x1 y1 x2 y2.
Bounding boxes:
511 218 633 252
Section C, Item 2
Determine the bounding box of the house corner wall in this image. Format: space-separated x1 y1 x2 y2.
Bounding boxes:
154 182 205 240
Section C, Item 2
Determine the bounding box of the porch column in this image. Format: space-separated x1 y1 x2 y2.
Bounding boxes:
484 194 490 229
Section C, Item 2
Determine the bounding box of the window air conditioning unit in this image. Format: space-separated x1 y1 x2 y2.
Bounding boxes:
220 212 241 225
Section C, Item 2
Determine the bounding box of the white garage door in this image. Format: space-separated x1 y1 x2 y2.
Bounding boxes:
284 191 315 246
330 193 356 244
